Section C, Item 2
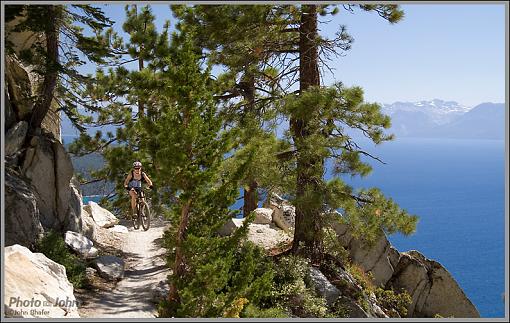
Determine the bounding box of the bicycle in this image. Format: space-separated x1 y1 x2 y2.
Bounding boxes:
131 187 151 231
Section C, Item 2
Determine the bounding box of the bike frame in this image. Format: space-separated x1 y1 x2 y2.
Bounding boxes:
132 187 151 231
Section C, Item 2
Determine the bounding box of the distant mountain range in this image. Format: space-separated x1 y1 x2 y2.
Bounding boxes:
381 99 506 140
62 99 506 141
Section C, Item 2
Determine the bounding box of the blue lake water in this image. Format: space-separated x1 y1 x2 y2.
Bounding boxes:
82 195 103 204
336 137 505 318
82 137 506 317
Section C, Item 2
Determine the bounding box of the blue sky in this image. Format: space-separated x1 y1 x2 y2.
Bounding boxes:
88 3 506 108
321 4 506 107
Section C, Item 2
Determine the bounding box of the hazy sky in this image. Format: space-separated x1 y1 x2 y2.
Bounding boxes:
92 3 506 108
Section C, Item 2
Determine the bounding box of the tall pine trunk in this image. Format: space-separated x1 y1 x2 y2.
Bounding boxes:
291 5 324 264
168 110 193 306
241 73 259 217
134 4 145 118
138 55 145 117
243 180 258 217
29 5 59 132
168 199 192 303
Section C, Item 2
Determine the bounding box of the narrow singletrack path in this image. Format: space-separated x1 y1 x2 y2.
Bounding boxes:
78 216 170 318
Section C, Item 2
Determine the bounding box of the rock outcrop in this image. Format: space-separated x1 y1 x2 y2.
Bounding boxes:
83 201 119 228
218 217 247 236
387 250 480 318
4 245 80 318
331 221 400 288
330 219 480 317
64 231 98 259
80 205 100 241
309 267 342 306
309 265 388 318
94 256 125 281
4 168 44 248
218 216 293 252
5 121 28 156
4 46 82 247
21 135 82 233
5 16 61 140
247 223 293 251
266 193 480 318
252 208 273 224
4 132 84 243
264 193 295 233
5 55 37 121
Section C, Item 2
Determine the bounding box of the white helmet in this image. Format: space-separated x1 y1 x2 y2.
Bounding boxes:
133 161 142 168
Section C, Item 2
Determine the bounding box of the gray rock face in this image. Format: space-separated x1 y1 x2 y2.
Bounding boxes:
40 102 61 142
21 135 82 233
316 264 387 318
247 223 292 251
336 296 371 318
252 208 273 224
64 231 98 259
4 25 76 252
309 267 341 306
331 220 479 318
22 136 56 227
80 206 97 240
5 89 16 130
94 256 125 281
218 218 246 236
257 195 480 318
331 221 399 288
335 266 363 296
83 201 119 228
4 168 44 248
4 245 80 318
264 193 295 233
6 52 60 140
5 55 35 120
387 250 480 318
5 121 28 156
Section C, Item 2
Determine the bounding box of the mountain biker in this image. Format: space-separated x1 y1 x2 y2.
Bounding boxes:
124 161 153 218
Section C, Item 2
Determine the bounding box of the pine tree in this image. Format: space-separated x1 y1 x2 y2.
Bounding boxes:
171 5 290 217
5 4 113 134
141 28 274 317
276 4 415 258
68 5 171 209
169 4 417 261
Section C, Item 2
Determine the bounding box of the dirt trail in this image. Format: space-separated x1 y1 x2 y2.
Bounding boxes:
78 216 170 318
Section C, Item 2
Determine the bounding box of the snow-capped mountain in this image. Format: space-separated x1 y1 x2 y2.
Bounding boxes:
382 99 472 125
380 100 505 139
428 102 505 139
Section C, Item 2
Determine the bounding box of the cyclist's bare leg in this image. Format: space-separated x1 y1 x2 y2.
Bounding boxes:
129 189 137 215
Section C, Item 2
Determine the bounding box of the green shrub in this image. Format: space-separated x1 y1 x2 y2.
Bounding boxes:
241 304 288 318
263 255 330 318
327 299 350 318
35 230 87 289
322 227 350 265
375 287 412 318
347 263 375 292
159 238 276 318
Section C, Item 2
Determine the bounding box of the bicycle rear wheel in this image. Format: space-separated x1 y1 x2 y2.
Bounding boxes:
140 201 151 231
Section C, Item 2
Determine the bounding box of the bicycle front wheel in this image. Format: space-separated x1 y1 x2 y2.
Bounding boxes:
140 201 151 231
132 206 140 230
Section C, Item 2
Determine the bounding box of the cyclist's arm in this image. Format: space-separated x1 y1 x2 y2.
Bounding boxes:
124 172 132 189
143 172 153 187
